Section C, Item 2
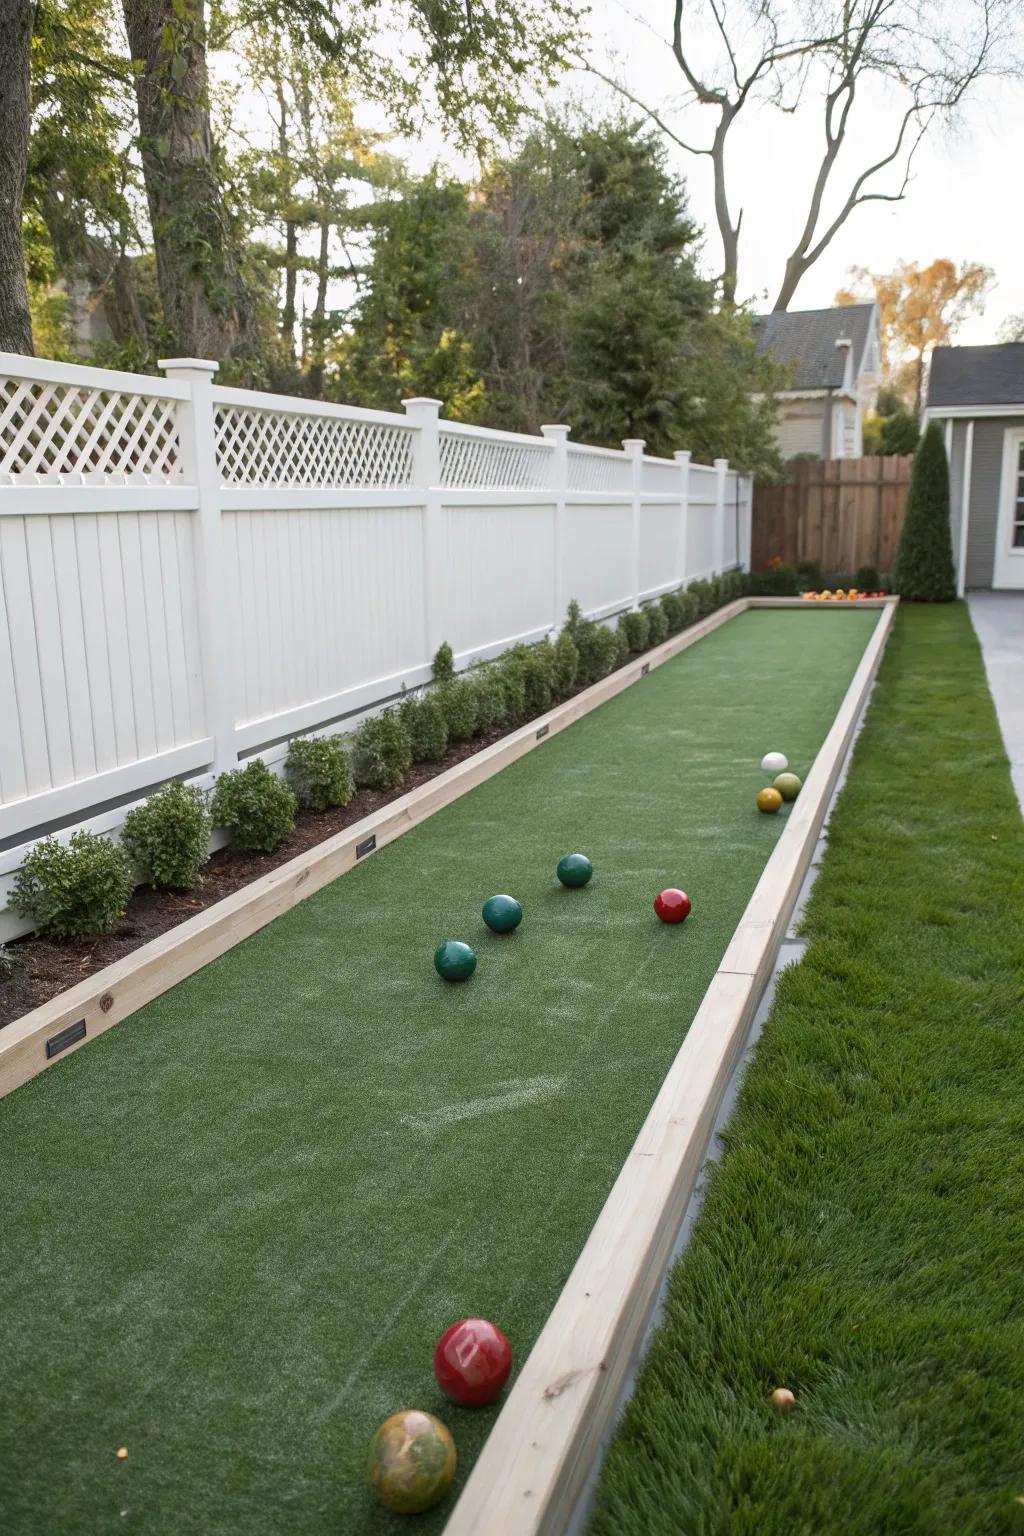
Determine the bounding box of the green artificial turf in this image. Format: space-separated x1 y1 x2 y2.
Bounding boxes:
589 604 1024 1536
0 609 878 1536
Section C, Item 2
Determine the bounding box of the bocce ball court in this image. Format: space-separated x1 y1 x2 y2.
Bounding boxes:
0 603 889 1535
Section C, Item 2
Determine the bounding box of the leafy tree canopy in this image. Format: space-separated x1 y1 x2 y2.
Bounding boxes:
334 118 784 474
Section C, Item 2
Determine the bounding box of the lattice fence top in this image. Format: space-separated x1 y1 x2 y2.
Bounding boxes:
439 431 553 491
0 375 181 481
566 449 633 494
215 405 415 488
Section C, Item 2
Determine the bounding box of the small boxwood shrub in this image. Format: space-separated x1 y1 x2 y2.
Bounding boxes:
797 558 822 588
856 564 881 591
0 944 14 981
745 564 801 597
614 623 631 666
644 600 669 647
619 608 650 655
437 676 479 742
574 618 618 687
13 831 134 940
470 668 509 731
122 780 211 889
677 589 699 627
431 641 455 682
515 639 555 716
212 759 297 852
660 590 685 633
351 710 413 790
399 692 449 763
496 656 529 723
687 578 714 616
552 629 579 696
285 735 352 811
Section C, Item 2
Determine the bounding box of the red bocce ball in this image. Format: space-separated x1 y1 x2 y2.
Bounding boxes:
655 888 691 924
433 1318 512 1407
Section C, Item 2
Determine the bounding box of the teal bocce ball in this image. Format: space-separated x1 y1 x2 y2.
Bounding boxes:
556 853 593 888
434 941 477 981
482 894 523 934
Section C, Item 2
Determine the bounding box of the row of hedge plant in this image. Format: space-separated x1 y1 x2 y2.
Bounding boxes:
10 573 749 942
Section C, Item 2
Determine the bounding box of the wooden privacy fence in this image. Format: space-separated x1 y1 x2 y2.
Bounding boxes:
751 455 912 574
0 350 752 938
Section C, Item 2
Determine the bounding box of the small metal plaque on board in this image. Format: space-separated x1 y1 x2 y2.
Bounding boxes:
356 834 377 859
46 1020 87 1059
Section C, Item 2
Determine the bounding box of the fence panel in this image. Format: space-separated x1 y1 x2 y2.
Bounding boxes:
751 456 912 573
0 501 207 833
0 349 752 895
439 500 556 658
563 499 634 616
223 504 428 745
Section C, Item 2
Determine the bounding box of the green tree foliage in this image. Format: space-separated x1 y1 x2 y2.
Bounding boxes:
336 118 783 473
892 422 956 602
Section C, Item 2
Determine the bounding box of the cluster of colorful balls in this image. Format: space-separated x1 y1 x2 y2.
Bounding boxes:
433 851 692 985
369 1319 513 1513
801 588 886 601
756 751 802 814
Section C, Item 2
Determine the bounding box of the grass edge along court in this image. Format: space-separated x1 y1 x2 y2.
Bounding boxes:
589 602 1024 1536
1 607 878 1536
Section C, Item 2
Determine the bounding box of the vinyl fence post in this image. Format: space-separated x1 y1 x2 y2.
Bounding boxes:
160 357 237 779
674 448 691 587
740 473 754 572
541 424 570 629
714 457 729 574
622 438 645 607
403 397 445 663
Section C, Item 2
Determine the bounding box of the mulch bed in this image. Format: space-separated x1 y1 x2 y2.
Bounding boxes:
0 724 511 1030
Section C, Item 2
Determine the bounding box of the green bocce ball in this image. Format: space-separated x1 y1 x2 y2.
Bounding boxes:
482 894 523 933
557 853 593 888
772 771 802 802
434 941 477 981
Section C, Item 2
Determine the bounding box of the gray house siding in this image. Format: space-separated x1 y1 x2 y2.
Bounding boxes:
966 416 1024 587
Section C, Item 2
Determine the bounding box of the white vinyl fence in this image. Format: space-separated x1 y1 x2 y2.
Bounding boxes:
0 351 752 936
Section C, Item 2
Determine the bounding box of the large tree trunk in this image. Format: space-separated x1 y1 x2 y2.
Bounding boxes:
0 0 35 355
307 211 330 396
122 0 259 364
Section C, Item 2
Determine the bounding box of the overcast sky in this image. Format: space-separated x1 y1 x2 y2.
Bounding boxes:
378 0 1023 343
572 0 1024 341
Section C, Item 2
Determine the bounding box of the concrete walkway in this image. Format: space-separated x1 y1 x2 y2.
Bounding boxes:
968 592 1024 816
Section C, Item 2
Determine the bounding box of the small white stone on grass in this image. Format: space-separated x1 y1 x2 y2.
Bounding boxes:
761 752 788 775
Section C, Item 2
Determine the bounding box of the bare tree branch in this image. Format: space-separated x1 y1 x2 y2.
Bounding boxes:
583 62 713 155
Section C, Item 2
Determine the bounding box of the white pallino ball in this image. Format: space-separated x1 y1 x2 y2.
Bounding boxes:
761 751 788 775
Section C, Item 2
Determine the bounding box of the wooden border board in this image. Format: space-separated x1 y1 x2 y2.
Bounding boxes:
442 597 898 1536
1 597 771 1101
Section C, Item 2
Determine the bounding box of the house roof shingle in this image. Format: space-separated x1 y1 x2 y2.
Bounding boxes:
927 343 1024 408
753 303 875 390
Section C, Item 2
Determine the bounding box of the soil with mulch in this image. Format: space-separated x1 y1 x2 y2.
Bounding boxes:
0 724 514 1031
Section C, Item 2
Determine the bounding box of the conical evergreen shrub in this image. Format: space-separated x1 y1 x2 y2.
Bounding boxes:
892 421 956 601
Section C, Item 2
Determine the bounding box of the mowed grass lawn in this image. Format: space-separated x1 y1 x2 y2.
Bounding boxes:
590 603 1024 1536
0 609 878 1536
